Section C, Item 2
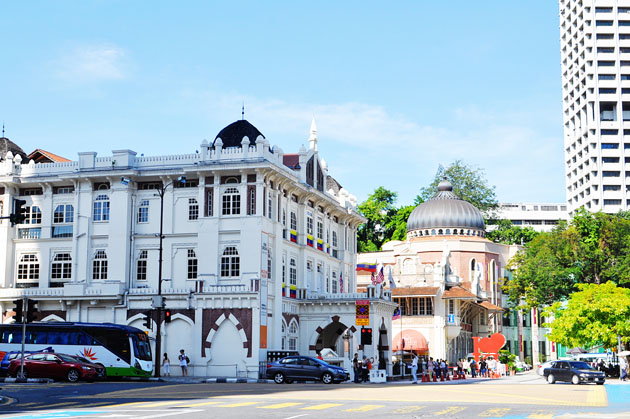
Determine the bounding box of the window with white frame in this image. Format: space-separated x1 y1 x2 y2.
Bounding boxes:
138 200 149 223
289 257 297 286
17 254 40 281
307 216 313 235
187 249 197 280
288 321 298 351
290 212 297 230
51 253 72 280
222 187 241 215
53 204 74 223
93 250 108 280
332 231 338 247
24 206 42 224
332 271 338 293
137 250 148 281
220 246 240 277
317 220 323 239
93 194 110 221
282 209 286 226
282 254 287 286
267 191 272 218
448 299 455 315
281 321 287 350
188 198 199 220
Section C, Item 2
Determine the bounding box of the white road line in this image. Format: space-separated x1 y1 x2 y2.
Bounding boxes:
131 409 203 419
284 415 309 419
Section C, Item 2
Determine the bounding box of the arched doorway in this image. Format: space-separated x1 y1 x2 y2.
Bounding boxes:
315 320 349 356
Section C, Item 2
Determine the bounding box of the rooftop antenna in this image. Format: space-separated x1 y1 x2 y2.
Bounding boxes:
242 102 245 120
2 123 4 137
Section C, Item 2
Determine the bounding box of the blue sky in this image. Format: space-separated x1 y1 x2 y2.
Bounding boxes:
0 1 563 206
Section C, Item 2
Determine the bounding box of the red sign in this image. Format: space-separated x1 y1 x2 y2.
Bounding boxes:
471 333 506 362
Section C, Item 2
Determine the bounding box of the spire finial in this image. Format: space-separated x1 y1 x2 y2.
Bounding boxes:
242 102 245 120
2 123 4 137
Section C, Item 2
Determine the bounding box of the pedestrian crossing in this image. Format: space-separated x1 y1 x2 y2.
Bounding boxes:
0 398 571 418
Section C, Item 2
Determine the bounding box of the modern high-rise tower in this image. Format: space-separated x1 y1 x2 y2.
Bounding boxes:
560 1 630 214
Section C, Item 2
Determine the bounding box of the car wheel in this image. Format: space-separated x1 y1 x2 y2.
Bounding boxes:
571 374 580 385
322 372 333 384
547 374 555 384
67 368 81 383
273 372 285 384
16 369 28 379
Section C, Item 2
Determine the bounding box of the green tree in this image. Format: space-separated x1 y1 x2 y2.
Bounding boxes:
544 282 630 349
505 211 630 309
416 160 498 216
486 219 540 245
357 187 398 252
388 204 416 242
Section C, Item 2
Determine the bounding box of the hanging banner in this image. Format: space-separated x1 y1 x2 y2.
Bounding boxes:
355 299 370 326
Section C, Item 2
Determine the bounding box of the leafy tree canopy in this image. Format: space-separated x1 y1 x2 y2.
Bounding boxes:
486 219 540 245
357 187 398 252
505 209 630 309
544 282 630 349
416 160 498 216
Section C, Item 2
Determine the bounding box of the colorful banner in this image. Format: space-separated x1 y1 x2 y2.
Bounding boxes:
306 234 314 247
356 299 370 326
317 238 323 251
290 284 297 299
290 229 297 243
356 263 376 273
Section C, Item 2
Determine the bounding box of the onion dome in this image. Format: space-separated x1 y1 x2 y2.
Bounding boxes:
213 120 265 149
0 136 28 162
406 178 486 238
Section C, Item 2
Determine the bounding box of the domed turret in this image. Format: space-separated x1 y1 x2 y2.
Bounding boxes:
213 120 265 149
406 178 485 238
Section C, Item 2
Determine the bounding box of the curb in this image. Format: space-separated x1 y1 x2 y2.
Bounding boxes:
0 378 53 384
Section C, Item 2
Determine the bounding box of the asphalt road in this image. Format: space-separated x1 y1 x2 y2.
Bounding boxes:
1 378 629 419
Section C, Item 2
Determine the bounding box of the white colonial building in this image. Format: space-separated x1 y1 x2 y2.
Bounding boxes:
0 119 396 378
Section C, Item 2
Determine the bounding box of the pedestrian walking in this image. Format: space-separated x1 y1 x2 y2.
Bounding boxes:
178 349 189 376
162 353 171 376
470 359 477 378
620 355 628 382
352 353 361 383
411 356 418 384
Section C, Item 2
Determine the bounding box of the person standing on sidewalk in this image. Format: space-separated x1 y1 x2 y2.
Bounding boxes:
178 349 189 377
162 353 171 377
361 355 369 382
410 355 418 384
427 357 434 381
620 355 628 382
352 353 361 383
470 359 477 378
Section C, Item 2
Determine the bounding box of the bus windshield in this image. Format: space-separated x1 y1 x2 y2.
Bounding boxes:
132 333 152 361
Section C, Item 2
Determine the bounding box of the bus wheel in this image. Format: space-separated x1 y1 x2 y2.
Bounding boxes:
67 368 80 383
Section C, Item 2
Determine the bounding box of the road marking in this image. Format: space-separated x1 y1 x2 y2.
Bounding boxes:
479 408 511 417
392 406 426 414
258 402 304 409
132 410 204 419
134 400 185 408
586 386 608 407
176 400 223 407
527 411 554 419
284 415 308 419
98 401 152 408
343 404 385 412
301 403 344 410
434 406 466 415
217 401 262 407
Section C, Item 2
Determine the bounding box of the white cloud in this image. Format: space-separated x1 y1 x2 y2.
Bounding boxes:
54 44 128 83
188 91 565 203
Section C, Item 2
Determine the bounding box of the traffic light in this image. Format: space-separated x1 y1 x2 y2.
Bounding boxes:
25 299 39 323
143 311 152 329
361 327 373 345
9 199 27 226
12 299 23 323
164 309 172 323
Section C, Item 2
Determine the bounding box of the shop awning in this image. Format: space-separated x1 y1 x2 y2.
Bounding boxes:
392 329 429 352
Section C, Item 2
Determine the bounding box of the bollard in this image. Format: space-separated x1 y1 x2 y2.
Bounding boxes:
433 373 438 382
446 371 450 381
422 373 428 383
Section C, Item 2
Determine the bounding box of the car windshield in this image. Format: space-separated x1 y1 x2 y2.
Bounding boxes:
571 361 593 370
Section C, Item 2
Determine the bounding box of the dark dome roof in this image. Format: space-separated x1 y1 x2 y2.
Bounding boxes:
0 137 28 162
213 120 265 148
407 179 485 232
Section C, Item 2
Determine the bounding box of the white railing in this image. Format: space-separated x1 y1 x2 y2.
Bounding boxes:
0 288 65 298
304 291 369 300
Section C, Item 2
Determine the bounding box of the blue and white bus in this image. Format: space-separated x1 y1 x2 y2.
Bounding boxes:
0 322 153 377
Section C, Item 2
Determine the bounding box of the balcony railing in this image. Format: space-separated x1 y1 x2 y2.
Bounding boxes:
18 228 41 239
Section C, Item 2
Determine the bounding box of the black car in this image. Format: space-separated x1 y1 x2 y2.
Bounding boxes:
266 356 349 384
543 360 605 385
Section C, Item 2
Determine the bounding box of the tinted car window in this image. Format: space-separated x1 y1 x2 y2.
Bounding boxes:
570 361 593 370
280 358 298 365
29 354 45 361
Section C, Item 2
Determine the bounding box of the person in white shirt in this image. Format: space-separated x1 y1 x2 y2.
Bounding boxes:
178 349 189 376
410 356 418 384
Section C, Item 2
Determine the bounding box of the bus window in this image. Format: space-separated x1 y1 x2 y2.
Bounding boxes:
0 330 10 343
47 331 70 345
26 330 47 344
7 331 22 344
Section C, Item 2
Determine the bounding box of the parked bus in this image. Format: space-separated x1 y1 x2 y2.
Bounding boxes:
0 322 152 377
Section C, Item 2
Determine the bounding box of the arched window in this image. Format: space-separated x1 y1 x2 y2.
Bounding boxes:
431 229 436 235
222 187 241 215
93 250 108 280
17 254 40 282
138 200 149 223
136 250 148 281
221 246 240 277
188 198 199 220
403 258 415 274
51 253 72 281
438 229 443 235
93 194 110 221
288 320 298 351
446 229 451 235
54 204 74 223
188 249 198 280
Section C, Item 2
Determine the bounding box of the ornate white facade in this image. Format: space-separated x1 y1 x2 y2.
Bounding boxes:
0 119 396 377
